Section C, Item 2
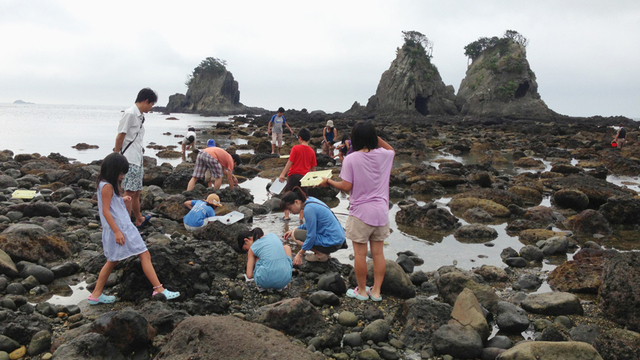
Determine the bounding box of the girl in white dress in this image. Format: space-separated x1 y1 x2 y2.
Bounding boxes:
88 153 179 305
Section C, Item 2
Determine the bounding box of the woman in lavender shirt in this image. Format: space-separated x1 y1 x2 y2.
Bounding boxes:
319 121 394 301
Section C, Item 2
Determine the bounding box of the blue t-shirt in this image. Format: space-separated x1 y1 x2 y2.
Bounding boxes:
251 233 293 289
183 200 216 227
298 197 345 250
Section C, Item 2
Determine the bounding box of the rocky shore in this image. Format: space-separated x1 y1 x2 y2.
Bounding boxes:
0 114 640 360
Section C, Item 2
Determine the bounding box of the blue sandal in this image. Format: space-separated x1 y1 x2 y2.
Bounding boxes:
346 287 369 301
87 294 117 305
367 287 383 302
137 214 153 228
152 288 180 300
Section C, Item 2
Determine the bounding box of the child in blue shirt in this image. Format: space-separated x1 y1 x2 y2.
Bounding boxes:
183 193 222 231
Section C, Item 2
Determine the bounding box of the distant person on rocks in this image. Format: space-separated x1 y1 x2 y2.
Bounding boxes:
238 227 293 291
113 87 157 228
334 133 352 164
278 128 317 220
322 120 338 156
183 193 222 231
89 152 179 305
319 121 394 301
280 187 347 265
613 124 626 149
187 146 240 191
181 126 197 156
268 107 294 156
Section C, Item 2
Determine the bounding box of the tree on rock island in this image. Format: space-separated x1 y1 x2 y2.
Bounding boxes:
456 30 558 120
166 57 262 116
366 31 458 116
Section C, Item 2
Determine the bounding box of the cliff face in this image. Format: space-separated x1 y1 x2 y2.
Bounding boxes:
184 70 240 113
366 43 458 116
456 41 556 120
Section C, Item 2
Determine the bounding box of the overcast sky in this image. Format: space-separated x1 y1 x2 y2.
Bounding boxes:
2 0 639 118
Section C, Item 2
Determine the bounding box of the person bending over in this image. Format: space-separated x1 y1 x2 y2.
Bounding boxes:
238 228 293 291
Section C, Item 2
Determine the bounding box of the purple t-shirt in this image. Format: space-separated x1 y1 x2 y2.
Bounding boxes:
339 147 394 226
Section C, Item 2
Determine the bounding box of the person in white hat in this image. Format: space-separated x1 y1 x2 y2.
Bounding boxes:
182 193 223 231
322 120 338 156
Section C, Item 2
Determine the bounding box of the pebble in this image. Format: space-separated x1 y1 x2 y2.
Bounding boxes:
9 346 25 360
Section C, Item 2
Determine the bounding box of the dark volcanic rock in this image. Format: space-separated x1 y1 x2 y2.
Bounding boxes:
562 209 611 235
251 297 324 337
593 328 640 360
548 248 616 294
52 333 126 360
0 224 69 262
599 251 640 332
155 315 323 360
396 202 459 230
348 260 415 299
88 308 151 355
598 197 640 225
395 296 452 348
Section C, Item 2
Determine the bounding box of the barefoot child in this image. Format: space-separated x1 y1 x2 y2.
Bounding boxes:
88 153 180 304
238 228 293 291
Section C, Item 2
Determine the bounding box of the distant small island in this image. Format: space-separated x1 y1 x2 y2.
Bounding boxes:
13 100 34 104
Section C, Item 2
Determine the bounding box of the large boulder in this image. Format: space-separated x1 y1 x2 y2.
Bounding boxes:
432 322 483 360
548 248 616 294
251 297 324 338
436 270 499 312
553 188 590 211
0 224 69 262
193 220 249 253
395 202 459 230
562 209 612 236
88 308 152 355
449 198 510 217
154 194 189 221
599 251 640 331
495 301 530 334
521 292 583 316
593 328 640 360
496 341 603 360
456 36 556 120
115 242 239 301
545 174 634 209
450 288 489 341
52 333 126 360
366 34 457 116
395 296 452 348
598 197 640 225
154 316 323 360
347 260 416 299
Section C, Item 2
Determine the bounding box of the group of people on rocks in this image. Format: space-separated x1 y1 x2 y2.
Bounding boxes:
89 87 395 304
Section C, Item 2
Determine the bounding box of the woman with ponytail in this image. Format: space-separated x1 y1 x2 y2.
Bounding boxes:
280 187 346 265
237 228 292 291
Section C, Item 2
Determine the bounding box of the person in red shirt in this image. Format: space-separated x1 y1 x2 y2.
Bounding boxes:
278 128 316 220
187 147 240 191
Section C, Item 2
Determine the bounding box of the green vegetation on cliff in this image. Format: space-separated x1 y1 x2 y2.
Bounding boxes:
185 57 228 86
464 30 528 62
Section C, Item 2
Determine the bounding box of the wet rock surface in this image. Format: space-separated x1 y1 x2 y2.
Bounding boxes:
1 113 639 359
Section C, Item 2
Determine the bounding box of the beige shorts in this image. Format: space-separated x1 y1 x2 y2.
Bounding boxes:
271 132 283 147
345 216 390 244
